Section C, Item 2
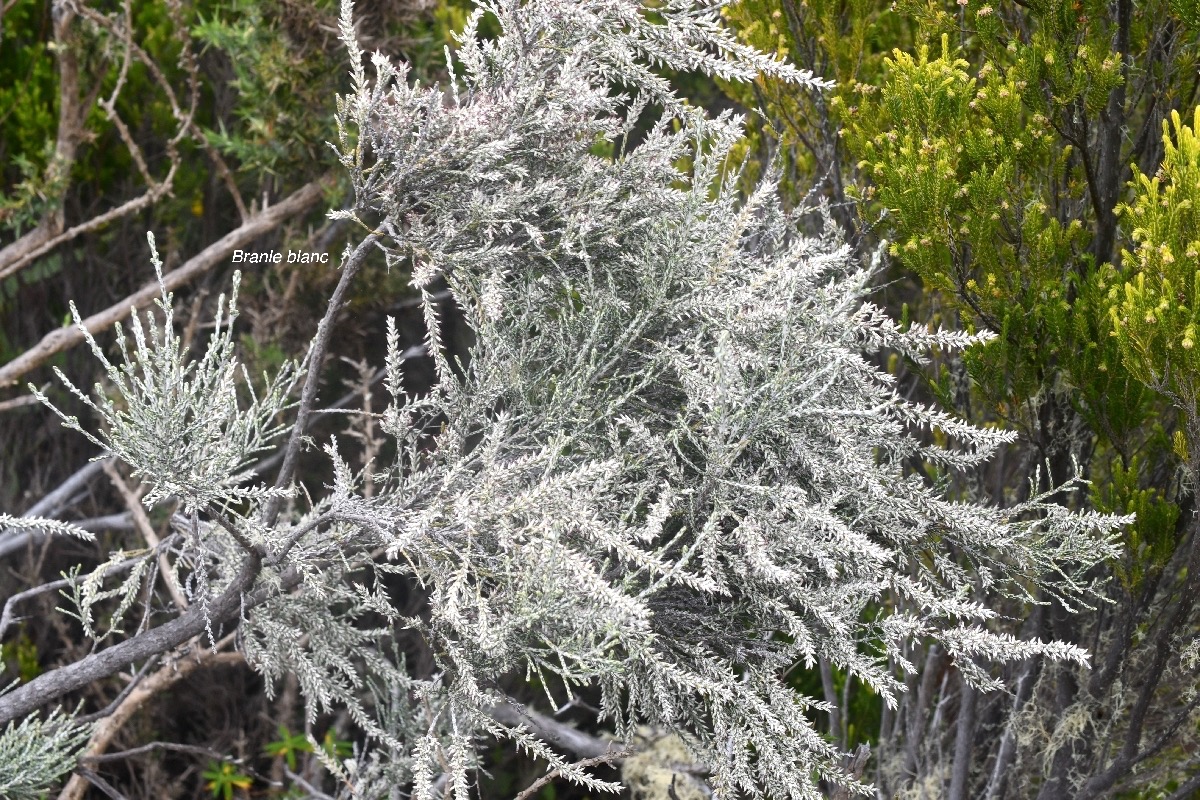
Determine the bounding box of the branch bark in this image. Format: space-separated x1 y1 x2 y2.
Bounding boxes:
0 177 330 389
0 552 261 726
0 0 87 279
982 654 1039 800
948 679 976 800
261 231 380 528
56 643 243 800
1164 767 1200 800
488 701 624 760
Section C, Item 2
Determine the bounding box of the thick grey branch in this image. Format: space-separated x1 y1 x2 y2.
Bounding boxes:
0 551 260 726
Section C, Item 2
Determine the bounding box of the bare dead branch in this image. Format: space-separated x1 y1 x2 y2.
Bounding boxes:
0 177 330 389
0 186 175 283
57 642 243 800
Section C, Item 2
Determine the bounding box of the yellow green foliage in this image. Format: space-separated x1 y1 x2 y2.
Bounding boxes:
841 34 1090 405
718 0 906 201
1090 456 1179 590
1111 108 1200 400
725 0 1188 469
1069 261 1156 449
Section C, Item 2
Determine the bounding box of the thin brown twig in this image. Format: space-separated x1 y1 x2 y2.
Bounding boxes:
0 187 174 283
103 462 188 611
80 739 285 789
57 642 243 800
164 0 249 221
91 0 153 185
69 1 182 119
71 0 204 164
81 740 237 764
73 767 129 800
73 658 158 726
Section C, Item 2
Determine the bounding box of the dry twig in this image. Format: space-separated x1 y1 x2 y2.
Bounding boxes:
56 638 243 800
0 177 330 389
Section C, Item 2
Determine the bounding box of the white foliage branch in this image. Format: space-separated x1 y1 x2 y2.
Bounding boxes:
0 2 1129 799
32 233 299 513
0 708 90 800
299 1 1127 797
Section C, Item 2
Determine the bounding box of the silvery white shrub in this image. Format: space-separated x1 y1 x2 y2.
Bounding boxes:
3 1 1127 798
0 708 89 800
